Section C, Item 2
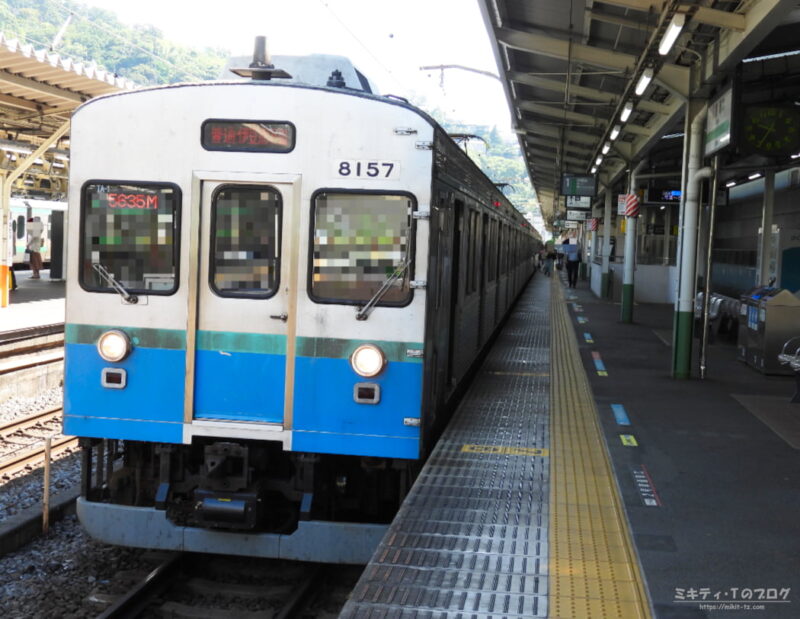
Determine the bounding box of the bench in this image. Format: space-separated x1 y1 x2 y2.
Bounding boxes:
778 336 800 403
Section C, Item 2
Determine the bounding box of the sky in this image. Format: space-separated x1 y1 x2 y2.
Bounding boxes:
79 0 514 135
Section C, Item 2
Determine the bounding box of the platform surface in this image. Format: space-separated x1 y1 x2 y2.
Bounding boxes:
0 270 64 333
342 274 650 618
344 267 800 618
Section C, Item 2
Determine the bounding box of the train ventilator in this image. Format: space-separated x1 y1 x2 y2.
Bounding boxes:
63 39 539 563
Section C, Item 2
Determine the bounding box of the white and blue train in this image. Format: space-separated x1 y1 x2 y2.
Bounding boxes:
64 41 539 563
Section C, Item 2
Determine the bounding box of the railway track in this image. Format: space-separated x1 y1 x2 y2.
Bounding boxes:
0 323 65 401
0 406 75 480
97 553 340 618
0 406 63 439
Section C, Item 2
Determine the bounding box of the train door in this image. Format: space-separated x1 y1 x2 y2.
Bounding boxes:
190 176 301 426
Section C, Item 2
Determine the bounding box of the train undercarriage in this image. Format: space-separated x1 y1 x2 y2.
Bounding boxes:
80 437 417 534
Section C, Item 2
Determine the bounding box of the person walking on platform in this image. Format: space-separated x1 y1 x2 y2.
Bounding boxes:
563 238 581 288
543 248 556 276
26 217 44 279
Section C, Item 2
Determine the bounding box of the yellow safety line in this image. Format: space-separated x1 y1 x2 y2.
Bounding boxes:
549 279 652 619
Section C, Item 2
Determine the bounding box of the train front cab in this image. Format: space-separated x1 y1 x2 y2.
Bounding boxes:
65 169 427 563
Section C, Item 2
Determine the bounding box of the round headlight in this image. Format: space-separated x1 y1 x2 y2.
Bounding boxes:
97 330 131 363
350 344 386 378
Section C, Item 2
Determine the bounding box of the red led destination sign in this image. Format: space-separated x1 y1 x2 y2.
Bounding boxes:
202 120 295 153
107 192 159 209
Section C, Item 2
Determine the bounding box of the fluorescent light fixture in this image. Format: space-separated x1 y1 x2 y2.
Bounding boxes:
748 172 762 180
791 152 800 159
591 166 598 173
635 68 654 95
620 101 634 122
595 155 603 166
743 49 800 64
659 13 685 56
2 145 32 154
602 141 611 154
610 124 621 140
725 181 737 188
659 205 666 210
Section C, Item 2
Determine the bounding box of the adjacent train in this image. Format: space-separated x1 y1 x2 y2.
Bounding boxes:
8 198 65 267
63 45 539 563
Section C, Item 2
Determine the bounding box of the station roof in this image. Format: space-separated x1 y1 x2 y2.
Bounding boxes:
480 0 800 225
0 32 135 197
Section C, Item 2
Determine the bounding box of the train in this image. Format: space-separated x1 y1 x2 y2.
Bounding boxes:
8 198 66 268
63 42 540 563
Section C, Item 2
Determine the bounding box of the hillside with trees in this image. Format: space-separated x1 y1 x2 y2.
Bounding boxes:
427 110 539 219
0 0 226 83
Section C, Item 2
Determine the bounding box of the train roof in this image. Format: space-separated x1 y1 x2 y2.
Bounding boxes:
220 54 379 94
10 197 66 210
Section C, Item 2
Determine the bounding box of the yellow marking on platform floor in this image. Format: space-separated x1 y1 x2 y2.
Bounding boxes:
550 279 651 619
461 444 549 457
621 434 639 447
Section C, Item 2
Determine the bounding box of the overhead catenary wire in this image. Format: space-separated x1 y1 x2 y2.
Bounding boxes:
315 0 411 94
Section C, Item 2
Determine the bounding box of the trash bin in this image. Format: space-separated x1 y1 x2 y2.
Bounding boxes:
745 288 800 375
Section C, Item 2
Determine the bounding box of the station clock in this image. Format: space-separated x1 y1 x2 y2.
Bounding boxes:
740 105 800 156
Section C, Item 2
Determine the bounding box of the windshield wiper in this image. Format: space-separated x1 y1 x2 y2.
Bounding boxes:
356 260 411 321
92 263 138 304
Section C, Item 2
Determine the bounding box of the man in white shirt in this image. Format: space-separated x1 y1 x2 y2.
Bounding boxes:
26 217 44 279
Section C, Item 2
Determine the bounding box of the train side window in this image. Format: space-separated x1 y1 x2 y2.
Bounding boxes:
16 215 24 238
210 185 282 298
80 182 180 295
309 191 414 306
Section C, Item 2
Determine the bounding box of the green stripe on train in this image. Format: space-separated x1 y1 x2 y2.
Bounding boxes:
66 324 186 349
197 331 286 354
296 337 423 363
66 325 422 361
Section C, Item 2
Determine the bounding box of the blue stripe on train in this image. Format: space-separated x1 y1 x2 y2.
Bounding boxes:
63 343 185 443
292 356 422 459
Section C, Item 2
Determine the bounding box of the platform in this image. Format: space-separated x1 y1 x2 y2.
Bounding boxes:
0 270 64 333
343 270 800 618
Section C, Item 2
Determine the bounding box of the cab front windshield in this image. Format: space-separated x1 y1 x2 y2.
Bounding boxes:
310 192 413 305
80 183 179 294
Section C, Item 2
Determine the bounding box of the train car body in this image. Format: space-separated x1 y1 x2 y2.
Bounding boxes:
64 55 537 563
9 198 66 267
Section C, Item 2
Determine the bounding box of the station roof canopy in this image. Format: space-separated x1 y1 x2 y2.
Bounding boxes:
479 0 800 225
0 32 135 197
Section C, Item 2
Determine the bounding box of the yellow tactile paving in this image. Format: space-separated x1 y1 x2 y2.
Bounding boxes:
549 278 652 619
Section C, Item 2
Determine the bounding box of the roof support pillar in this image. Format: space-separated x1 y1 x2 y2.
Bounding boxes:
757 170 776 286
601 186 614 300
621 161 646 323
0 119 70 308
672 101 708 378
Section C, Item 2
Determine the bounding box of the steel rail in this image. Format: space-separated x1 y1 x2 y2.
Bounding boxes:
0 349 64 375
0 406 62 438
0 434 77 478
97 554 185 619
0 322 64 344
